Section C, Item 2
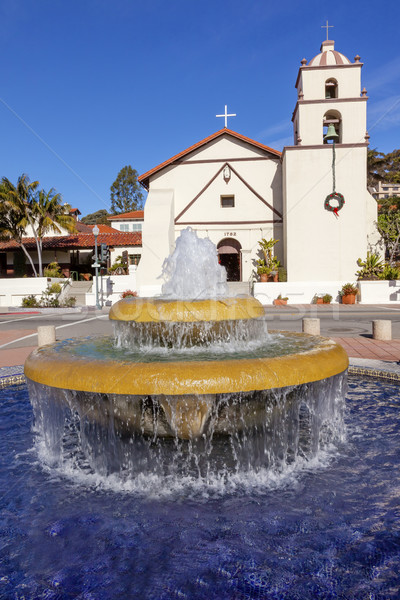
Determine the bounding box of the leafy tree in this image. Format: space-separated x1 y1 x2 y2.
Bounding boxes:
32 188 77 276
110 165 144 214
376 197 400 265
0 174 39 276
0 174 77 277
81 209 110 225
367 149 386 187
367 148 400 187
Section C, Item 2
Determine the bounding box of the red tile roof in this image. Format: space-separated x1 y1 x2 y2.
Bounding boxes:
138 129 281 189
0 231 141 250
107 211 144 220
88 224 119 233
75 221 94 233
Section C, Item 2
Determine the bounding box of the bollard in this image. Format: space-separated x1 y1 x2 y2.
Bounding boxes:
37 326 56 347
302 318 320 336
372 320 392 341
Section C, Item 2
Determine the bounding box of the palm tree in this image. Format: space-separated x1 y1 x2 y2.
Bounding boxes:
32 188 77 276
0 175 39 276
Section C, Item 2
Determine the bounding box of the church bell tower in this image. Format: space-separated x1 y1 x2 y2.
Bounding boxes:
282 37 377 282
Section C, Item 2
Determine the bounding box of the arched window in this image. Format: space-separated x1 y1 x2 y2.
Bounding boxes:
323 110 342 144
325 78 338 99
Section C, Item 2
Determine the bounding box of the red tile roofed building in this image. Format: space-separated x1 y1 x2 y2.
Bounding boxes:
0 220 142 278
107 211 144 233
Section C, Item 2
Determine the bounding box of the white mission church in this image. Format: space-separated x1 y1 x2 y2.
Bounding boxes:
135 36 378 296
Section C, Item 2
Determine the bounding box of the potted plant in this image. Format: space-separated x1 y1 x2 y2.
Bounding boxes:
273 294 288 306
313 294 324 304
257 238 279 282
340 283 358 304
256 260 271 282
323 294 332 304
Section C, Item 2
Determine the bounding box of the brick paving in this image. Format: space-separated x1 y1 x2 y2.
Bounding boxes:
332 337 400 362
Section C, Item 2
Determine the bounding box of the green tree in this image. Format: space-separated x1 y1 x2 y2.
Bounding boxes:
0 174 77 277
110 165 144 214
0 174 39 276
81 209 110 225
367 148 400 188
367 149 386 187
0 196 38 276
376 197 400 265
32 188 77 276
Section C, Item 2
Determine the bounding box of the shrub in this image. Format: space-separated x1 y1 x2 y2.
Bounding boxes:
379 264 400 280
63 296 76 307
21 294 39 308
47 283 61 294
44 262 62 278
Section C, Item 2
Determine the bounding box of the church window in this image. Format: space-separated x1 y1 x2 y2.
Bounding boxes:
221 195 235 208
323 110 342 144
325 78 338 99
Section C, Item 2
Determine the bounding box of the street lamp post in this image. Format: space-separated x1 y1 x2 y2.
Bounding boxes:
92 225 101 309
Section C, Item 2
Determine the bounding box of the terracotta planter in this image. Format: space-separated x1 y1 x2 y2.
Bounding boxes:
260 273 269 282
268 273 279 282
341 293 356 305
316 298 324 304
273 299 287 306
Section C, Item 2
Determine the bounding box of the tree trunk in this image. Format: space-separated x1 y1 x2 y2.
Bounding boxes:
19 242 37 277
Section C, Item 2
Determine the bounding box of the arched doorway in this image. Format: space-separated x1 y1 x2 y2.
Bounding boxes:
217 238 241 281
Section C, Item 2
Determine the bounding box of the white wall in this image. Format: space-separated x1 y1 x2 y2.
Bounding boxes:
0 277 65 307
254 280 400 304
283 145 378 282
358 280 400 303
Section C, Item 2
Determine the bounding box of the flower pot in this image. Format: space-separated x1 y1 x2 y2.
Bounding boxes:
316 298 324 304
268 273 279 282
342 294 356 305
323 300 331 304
273 299 287 306
260 273 269 282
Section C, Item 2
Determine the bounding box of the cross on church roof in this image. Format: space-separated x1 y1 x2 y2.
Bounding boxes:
216 105 236 128
321 20 334 40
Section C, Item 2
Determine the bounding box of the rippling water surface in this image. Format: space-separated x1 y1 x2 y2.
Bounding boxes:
1 377 400 599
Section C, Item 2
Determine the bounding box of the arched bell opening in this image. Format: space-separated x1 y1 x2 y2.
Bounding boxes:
217 238 242 282
325 78 338 99
323 110 342 144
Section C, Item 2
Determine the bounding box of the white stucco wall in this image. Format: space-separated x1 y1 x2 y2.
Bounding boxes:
283 145 377 282
298 64 362 101
139 134 283 287
135 189 175 294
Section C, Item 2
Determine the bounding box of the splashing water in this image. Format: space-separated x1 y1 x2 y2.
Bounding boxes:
160 228 229 299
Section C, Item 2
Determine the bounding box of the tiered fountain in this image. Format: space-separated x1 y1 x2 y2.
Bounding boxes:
25 228 348 480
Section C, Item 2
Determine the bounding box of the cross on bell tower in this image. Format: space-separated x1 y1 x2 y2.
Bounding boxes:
321 20 334 40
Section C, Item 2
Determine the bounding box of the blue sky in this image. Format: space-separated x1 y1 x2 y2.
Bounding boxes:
1 0 399 216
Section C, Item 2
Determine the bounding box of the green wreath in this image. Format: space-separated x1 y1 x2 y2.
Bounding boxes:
325 192 345 217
